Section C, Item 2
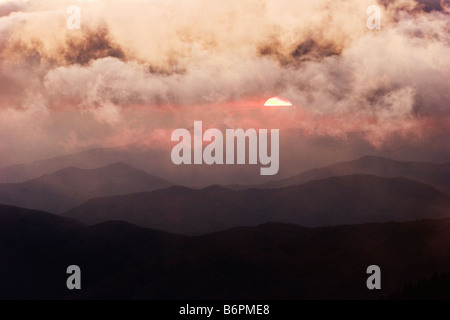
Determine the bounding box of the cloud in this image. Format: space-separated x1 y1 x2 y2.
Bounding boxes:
0 0 448 168
0 0 25 18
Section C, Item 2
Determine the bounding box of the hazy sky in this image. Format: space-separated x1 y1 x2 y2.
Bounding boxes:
0 0 448 172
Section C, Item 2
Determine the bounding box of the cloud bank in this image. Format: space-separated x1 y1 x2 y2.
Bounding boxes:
0 0 448 167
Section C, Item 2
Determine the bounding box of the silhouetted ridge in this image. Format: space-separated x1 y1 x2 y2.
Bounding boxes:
259 155 450 194
3 208 450 300
0 162 173 213
66 174 450 235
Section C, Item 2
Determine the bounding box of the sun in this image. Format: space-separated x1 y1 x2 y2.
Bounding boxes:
264 96 293 107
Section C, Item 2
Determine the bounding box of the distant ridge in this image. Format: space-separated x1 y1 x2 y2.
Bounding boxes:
258 156 450 194
0 162 173 213
66 174 450 235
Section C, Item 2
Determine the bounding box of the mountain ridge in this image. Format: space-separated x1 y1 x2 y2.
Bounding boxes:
3 204 450 299
0 162 173 213
258 155 450 194
65 174 450 235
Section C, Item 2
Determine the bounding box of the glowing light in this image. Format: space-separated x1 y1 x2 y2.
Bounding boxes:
264 97 293 107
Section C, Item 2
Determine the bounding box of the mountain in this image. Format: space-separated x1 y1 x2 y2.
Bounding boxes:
0 204 186 300
65 174 450 235
3 205 450 299
0 147 127 183
86 219 450 300
0 145 277 186
0 162 173 213
259 156 450 195
0 204 84 233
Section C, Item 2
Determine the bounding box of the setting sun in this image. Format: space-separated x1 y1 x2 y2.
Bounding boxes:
264 97 293 107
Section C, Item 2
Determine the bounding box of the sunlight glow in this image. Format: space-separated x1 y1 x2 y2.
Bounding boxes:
264 97 293 107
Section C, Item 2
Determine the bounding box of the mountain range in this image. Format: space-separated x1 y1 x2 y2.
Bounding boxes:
65 174 450 235
0 154 448 230
0 162 173 213
2 136 447 190
0 145 273 186
2 204 450 299
258 155 450 195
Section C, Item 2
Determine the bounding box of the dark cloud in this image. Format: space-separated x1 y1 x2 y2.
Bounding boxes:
62 25 125 66
291 38 341 60
3 23 125 67
416 0 450 12
378 0 450 12
258 37 342 67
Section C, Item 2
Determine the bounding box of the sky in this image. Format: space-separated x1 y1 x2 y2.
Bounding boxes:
0 0 448 179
